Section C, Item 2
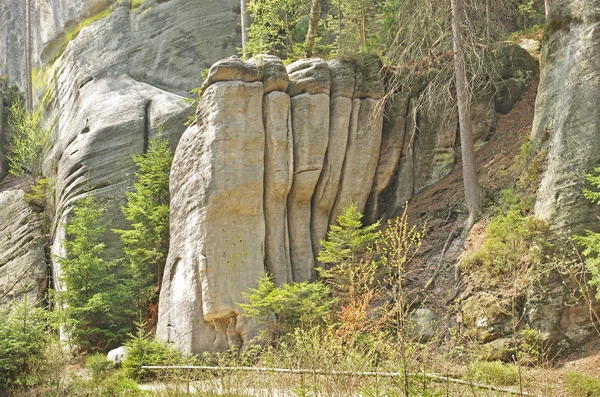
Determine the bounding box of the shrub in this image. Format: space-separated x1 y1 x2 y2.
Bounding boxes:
6 98 51 180
86 354 114 382
317 203 381 304
575 168 600 299
564 371 600 397
240 275 335 345
122 322 187 380
463 188 552 275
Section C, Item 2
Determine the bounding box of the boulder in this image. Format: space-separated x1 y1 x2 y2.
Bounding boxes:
331 97 383 220
106 346 128 366
248 54 290 94
494 42 539 115
287 59 331 97
287 92 330 282
365 91 409 222
311 61 355 260
202 56 263 91
408 308 438 342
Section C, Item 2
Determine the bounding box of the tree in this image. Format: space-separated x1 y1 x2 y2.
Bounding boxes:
240 0 251 58
317 204 381 303
575 168 600 299
58 195 133 350
305 0 321 57
451 0 481 231
246 0 309 59
0 299 48 389
114 136 173 324
7 98 51 181
544 0 551 19
382 0 514 232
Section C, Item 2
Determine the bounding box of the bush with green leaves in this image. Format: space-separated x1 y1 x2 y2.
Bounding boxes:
7 98 51 180
463 188 552 275
470 360 520 386
240 275 335 345
57 194 133 350
114 135 173 322
574 168 600 299
246 0 309 60
0 299 49 390
122 321 189 380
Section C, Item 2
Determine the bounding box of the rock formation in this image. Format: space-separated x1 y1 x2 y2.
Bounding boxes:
156 46 536 353
0 0 241 305
0 190 46 308
533 0 600 233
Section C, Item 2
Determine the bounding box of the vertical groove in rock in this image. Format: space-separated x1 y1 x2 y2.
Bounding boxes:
263 91 294 286
286 58 331 282
365 91 410 223
143 100 151 154
311 60 356 261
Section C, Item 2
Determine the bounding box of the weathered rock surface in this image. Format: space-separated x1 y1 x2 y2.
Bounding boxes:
0 0 240 305
533 0 600 233
311 60 354 264
0 190 46 308
263 91 294 286
157 50 543 354
157 79 265 354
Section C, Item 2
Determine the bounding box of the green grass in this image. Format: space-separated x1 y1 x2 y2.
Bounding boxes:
564 371 600 397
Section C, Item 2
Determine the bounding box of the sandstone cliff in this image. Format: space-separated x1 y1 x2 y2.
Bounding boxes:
533 0 600 233
156 48 537 353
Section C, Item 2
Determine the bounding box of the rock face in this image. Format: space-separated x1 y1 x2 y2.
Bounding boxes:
0 190 46 308
0 0 241 304
158 73 266 354
533 0 600 233
157 48 539 354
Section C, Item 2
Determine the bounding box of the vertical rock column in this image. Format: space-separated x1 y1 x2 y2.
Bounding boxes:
331 57 384 221
286 59 330 282
311 60 356 260
157 58 266 354
249 55 294 286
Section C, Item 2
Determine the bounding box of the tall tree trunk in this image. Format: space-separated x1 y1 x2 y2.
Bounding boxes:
26 0 33 111
305 0 321 58
240 0 250 58
544 0 551 19
451 0 480 233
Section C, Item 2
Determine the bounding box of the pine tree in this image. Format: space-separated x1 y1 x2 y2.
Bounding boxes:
58 195 132 350
317 204 381 302
114 136 173 322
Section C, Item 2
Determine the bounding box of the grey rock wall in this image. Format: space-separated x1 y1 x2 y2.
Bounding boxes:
0 190 46 308
533 0 600 232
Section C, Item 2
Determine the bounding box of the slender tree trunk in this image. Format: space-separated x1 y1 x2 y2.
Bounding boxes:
305 0 321 58
26 0 33 111
240 0 250 58
451 0 480 233
544 0 551 19
485 0 490 42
